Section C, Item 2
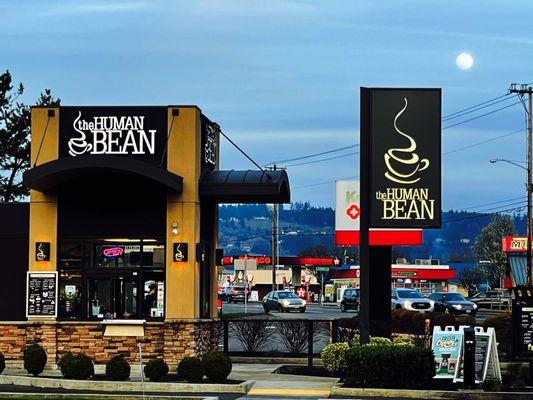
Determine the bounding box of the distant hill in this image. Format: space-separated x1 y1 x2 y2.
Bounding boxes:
218 202 526 263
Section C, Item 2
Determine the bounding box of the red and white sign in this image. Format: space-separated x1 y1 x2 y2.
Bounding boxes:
296 287 307 299
335 180 422 246
502 236 528 252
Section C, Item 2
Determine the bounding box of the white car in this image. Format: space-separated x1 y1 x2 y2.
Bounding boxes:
391 288 435 312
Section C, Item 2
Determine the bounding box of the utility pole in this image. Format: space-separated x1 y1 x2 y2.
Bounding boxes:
509 83 533 287
271 165 278 292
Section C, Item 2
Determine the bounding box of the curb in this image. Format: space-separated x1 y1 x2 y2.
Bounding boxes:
0 375 254 394
331 384 533 399
0 394 217 400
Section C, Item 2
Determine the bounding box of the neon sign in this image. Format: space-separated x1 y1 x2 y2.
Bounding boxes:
103 247 124 258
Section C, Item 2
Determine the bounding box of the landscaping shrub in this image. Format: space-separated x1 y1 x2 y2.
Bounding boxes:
277 321 309 354
58 352 94 380
23 343 47 376
202 350 232 383
392 335 415 346
105 355 131 381
144 358 169 382
409 312 430 334
345 344 435 389
335 317 359 342
482 378 502 392
432 312 456 329
391 309 418 333
0 353 5 374
321 342 349 375
483 312 512 356
507 363 529 389
177 357 204 383
455 315 476 327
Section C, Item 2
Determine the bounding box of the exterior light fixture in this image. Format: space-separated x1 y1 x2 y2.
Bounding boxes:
171 221 179 236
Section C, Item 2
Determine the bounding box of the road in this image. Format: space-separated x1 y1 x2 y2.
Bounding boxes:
221 301 507 322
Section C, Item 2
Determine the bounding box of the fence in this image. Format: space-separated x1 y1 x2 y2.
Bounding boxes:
220 318 360 366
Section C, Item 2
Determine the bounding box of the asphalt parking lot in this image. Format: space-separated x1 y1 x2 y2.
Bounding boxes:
221 301 507 322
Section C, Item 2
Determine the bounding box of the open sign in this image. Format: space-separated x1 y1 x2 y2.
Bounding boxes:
103 247 124 258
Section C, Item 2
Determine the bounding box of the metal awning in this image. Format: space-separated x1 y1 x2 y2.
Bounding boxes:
508 255 527 286
200 169 290 204
22 155 183 193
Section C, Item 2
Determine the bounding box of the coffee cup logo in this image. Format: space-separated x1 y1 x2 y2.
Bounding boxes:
384 97 429 184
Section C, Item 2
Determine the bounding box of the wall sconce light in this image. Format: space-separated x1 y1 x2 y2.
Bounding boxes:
171 221 179 236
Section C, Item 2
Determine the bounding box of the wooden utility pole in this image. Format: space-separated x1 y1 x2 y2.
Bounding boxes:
509 84 533 287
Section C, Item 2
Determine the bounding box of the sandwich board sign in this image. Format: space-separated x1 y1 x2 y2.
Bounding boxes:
431 326 463 379
453 326 501 384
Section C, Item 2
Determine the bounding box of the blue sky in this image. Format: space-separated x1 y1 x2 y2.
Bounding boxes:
2 0 532 210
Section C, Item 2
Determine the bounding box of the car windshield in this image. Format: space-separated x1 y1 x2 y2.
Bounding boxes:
278 292 298 299
442 293 465 301
397 290 423 299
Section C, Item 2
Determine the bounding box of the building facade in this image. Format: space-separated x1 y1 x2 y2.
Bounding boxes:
0 106 289 366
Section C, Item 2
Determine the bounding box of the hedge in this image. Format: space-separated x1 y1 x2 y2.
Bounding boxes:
345 344 435 389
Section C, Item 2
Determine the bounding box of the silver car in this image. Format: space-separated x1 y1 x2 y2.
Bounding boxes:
391 288 435 312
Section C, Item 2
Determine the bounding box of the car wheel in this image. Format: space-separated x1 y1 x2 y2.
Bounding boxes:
299 308 306 313
340 303 346 312
263 305 269 313
395 304 402 310
278 305 284 313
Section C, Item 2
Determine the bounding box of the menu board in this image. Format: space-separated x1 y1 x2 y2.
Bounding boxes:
431 326 463 379
26 272 58 318
518 306 533 358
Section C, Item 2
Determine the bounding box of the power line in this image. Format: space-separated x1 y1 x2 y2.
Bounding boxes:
460 196 526 210
442 93 510 119
442 101 522 130
442 94 516 122
219 129 268 174
285 151 359 168
442 205 526 224
265 144 359 166
443 128 524 155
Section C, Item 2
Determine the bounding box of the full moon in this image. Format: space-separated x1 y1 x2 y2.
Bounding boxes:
456 52 474 70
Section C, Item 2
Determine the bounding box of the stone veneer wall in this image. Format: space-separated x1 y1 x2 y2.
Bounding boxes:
0 320 219 366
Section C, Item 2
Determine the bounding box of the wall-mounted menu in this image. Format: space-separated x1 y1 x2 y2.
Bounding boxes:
26 272 57 318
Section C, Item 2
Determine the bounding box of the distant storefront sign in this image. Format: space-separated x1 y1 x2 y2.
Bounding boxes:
362 88 441 229
502 236 529 252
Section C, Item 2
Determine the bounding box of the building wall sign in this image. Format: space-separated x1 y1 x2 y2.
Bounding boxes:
364 88 441 228
173 243 188 262
35 242 50 262
502 236 529 252
59 107 168 165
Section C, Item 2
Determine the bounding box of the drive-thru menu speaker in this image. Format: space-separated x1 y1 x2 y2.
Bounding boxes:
364 88 441 229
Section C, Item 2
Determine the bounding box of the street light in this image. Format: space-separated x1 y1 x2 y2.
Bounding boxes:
489 157 531 287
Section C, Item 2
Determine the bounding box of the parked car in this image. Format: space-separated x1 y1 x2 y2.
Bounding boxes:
391 288 434 312
468 290 511 309
224 286 250 303
340 288 359 313
428 292 478 315
262 290 306 313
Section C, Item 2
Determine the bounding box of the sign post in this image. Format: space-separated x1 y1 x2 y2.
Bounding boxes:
359 88 441 343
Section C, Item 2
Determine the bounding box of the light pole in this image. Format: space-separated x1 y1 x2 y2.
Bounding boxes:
490 157 531 287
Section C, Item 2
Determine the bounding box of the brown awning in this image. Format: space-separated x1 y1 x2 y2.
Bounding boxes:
200 169 290 203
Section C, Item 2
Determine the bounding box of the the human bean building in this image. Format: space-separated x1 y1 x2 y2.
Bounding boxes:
0 105 289 366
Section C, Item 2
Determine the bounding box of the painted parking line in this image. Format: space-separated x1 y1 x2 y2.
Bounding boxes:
247 388 331 397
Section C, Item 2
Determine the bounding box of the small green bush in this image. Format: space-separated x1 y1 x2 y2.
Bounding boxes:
432 312 456 329
105 355 131 381
144 358 169 382
23 343 47 376
58 352 94 380
178 357 204 383
392 335 414 347
202 350 232 383
321 342 349 375
0 353 5 374
455 315 476 327
345 344 435 389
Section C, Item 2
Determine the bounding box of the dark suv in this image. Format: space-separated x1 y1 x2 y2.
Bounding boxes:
340 288 359 312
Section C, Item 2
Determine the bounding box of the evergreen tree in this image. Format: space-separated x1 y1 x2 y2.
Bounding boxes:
0 70 59 202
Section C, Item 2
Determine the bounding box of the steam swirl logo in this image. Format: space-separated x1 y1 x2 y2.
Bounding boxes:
68 111 92 156
36 243 46 261
384 98 429 184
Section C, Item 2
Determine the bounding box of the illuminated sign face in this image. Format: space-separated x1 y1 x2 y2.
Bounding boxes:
502 236 529 252
35 242 51 262
59 107 167 165
103 246 124 258
363 88 441 228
